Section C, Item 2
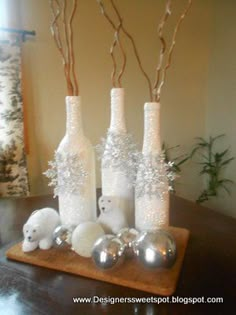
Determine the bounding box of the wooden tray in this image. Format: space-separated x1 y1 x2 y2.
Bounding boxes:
6 226 189 296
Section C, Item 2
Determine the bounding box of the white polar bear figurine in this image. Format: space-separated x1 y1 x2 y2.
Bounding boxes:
22 207 60 252
97 196 128 234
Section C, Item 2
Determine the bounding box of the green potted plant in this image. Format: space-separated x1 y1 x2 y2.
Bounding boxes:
190 135 234 204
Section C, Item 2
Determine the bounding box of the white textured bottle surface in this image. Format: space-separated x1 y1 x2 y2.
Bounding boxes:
57 96 96 226
135 102 169 231
101 88 134 226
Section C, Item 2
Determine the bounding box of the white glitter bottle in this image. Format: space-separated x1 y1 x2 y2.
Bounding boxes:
57 96 96 226
135 102 169 231
101 88 134 226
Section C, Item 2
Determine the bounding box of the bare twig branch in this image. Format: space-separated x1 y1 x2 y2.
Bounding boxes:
97 0 116 29
109 22 127 87
50 0 65 62
97 0 127 88
97 0 152 98
153 0 172 101
156 0 193 102
61 0 73 95
110 0 153 101
106 1 127 88
50 0 78 96
68 0 79 95
97 0 192 103
110 29 118 87
62 0 70 71
117 24 127 87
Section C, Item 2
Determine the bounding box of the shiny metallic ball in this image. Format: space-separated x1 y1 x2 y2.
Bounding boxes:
53 225 75 247
117 228 139 258
133 229 177 268
92 235 125 270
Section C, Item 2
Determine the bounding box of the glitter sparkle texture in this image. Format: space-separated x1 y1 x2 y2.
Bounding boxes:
96 129 138 183
135 152 174 230
135 152 176 199
43 151 88 197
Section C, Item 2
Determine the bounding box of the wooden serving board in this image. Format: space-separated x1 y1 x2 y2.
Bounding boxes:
6 226 189 296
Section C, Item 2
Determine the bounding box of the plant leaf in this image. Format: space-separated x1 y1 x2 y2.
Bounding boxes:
217 149 229 158
195 137 208 144
218 179 234 184
221 184 231 195
176 156 189 166
211 134 225 144
220 157 235 166
190 147 201 158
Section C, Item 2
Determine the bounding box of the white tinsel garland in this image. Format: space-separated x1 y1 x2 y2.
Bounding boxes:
97 131 178 195
43 152 88 197
96 129 138 183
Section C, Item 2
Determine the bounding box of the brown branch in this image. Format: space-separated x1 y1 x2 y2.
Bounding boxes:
61 0 73 95
110 30 118 87
50 0 78 96
156 0 193 102
97 0 127 88
50 0 65 62
107 2 127 88
153 0 172 101
97 0 116 29
109 22 126 88
50 0 72 95
62 0 70 71
97 0 117 87
110 0 153 101
121 26 153 101
117 24 127 87
68 0 79 95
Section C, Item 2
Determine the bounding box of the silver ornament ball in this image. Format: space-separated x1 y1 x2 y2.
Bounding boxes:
53 225 75 247
117 228 139 258
92 235 125 270
133 229 177 268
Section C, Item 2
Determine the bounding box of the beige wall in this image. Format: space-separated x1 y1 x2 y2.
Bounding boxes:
13 1 213 206
206 0 236 218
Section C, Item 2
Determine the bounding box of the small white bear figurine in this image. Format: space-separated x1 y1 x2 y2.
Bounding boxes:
22 207 60 252
97 196 128 234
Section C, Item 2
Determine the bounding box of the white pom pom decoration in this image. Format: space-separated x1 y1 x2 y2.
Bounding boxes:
71 222 105 258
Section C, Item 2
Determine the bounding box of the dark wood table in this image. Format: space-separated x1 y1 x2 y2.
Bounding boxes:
0 193 235 315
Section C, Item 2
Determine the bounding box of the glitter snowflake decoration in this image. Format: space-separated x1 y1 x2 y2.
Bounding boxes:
43 152 88 197
96 129 138 182
135 152 177 200
165 160 179 192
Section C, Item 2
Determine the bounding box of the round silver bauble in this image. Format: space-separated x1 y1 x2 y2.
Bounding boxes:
133 229 177 268
91 234 125 270
53 225 75 247
117 228 139 258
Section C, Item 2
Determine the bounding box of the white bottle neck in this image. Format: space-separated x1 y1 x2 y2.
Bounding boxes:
142 102 161 155
109 88 127 133
65 96 84 138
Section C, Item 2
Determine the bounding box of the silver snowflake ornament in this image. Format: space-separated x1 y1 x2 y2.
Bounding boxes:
43 152 88 197
135 152 176 199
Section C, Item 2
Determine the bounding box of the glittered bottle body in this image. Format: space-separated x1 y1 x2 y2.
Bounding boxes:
57 96 96 227
135 102 169 231
101 88 134 226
